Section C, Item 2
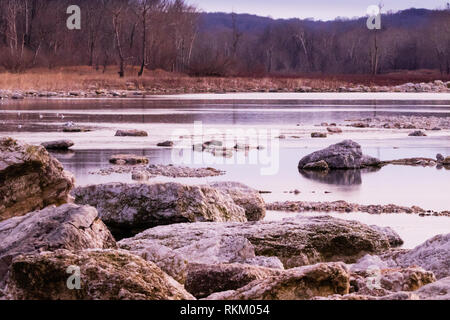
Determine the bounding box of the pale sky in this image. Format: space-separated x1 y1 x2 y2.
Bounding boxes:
188 0 449 20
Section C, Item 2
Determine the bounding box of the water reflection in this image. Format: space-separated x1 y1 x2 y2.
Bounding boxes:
298 167 381 186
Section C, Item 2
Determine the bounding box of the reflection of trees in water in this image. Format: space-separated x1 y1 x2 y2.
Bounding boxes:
299 167 381 186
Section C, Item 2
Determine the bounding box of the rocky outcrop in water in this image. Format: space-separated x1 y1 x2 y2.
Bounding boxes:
209 182 266 221
41 140 74 150
0 137 75 221
298 140 381 170
266 200 449 217
205 262 350 300
74 182 247 238
345 115 450 130
109 154 149 165
408 130 427 137
118 215 401 284
0 204 116 288
5 249 194 300
115 129 148 137
90 164 225 178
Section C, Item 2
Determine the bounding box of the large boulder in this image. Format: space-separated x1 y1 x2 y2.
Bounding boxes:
5 249 194 300
205 262 350 300
209 182 266 221
119 216 401 282
414 277 450 300
0 204 116 287
0 137 75 221
74 182 247 238
390 233 450 279
119 234 283 284
185 263 283 298
298 140 381 170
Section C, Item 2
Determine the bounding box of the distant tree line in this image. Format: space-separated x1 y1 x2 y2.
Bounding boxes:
0 1 449 76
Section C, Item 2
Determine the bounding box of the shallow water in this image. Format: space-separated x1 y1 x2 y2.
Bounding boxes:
1 96 449 244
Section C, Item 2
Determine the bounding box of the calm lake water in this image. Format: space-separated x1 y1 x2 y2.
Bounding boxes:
1 96 449 248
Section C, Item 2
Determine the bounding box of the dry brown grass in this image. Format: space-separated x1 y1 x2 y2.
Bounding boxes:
0 66 448 93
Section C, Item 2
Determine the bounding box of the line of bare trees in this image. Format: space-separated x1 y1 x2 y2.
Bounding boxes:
0 1 449 76
0 0 199 76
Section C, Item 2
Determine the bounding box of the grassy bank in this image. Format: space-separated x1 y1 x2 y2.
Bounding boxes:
1 67 449 94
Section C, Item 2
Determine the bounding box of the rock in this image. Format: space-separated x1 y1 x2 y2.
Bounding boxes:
11 94 24 100
146 164 225 178
131 170 153 181
327 127 343 134
74 182 247 238
350 263 435 297
185 263 283 298
350 122 369 128
408 130 427 137
109 154 149 165
298 140 381 170
0 138 75 221
369 226 405 247
204 140 223 147
436 154 444 162
302 160 329 171
204 262 350 300
5 249 194 300
115 129 148 137
120 235 282 284
414 277 450 300
157 141 174 147
119 215 399 275
62 127 90 133
234 143 251 150
311 132 327 138
41 140 74 150
209 182 266 221
392 233 450 279
383 158 436 167
443 157 450 165
0 204 116 287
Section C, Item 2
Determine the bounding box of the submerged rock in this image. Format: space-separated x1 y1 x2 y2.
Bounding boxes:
205 262 350 300
115 129 148 137
0 204 116 287
0 137 75 221
6 249 194 300
41 140 74 150
298 140 381 170
74 182 247 238
209 182 266 221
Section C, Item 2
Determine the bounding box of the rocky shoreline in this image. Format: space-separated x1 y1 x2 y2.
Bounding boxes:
345 115 450 130
1 136 449 300
0 80 449 100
